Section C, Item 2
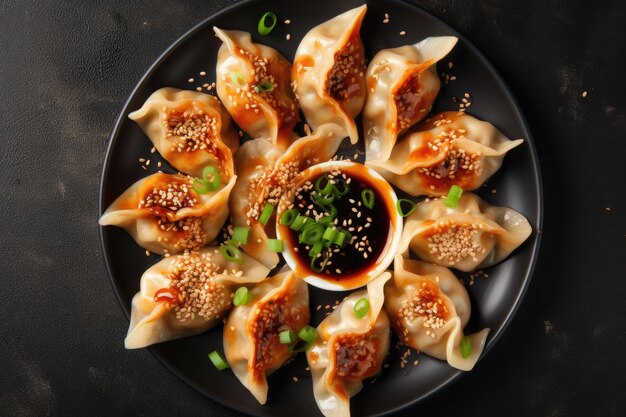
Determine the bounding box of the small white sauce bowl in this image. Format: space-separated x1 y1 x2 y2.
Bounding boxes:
277 161 402 291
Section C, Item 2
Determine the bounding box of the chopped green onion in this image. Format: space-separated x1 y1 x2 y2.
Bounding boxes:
193 165 221 192
326 204 338 219
314 175 334 195
322 227 337 242
333 231 347 247
279 329 297 344
233 287 251 306
280 209 298 226
231 72 246 86
257 11 277 35
354 298 370 318
397 199 417 217
268 239 284 253
444 185 464 208
460 336 472 358
332 180 350 197
290 215 309 231
299 223 324 245
309 242 323 259
208 350 230 370
297 326 318 343
232 226 250 245
258 203 275 225
288 340 313 353
310 252 330 273
254 81 274 93
314 192 335 207
361 188 375 209
192 178 211 194
317 215 335 227
220 242 243 264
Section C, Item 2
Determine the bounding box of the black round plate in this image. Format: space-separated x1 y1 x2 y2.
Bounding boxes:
99 0 543 416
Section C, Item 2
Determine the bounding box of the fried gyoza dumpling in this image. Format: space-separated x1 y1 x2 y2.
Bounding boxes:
224 269 310 404
100 172 235 255
307 273 391 417
400 193 532 272
292 5 367 144
363 36 458 162
384 255 489 371
125 246 270 349
215 28 299 150
129 87 239 180
367 112 524 196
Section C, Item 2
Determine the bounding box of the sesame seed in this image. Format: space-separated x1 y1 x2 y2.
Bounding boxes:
399 30 406 35
582 91 588 97
188 78 194 83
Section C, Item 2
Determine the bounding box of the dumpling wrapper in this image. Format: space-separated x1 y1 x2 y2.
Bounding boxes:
230 123 347 269
99 172 235 255
215 28 299 150
128 87 239 180
363 36 458 162
400 193 532 272
292 5 367 144
307 273 391 417
367 112 524 196
224 269 309 405
125 246 270 349
385 255 489 371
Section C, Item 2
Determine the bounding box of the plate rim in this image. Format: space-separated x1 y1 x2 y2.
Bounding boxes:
98 0 544 415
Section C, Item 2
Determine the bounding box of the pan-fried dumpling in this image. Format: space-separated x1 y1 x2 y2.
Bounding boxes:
307 273 391 417
400 193 532 272
292 5 367 144
100 172 236 255
128 87 239 180
384 255 489 371
363 36 458 162
230 123 346 268
214 28 299 150
367 112 524 196
125 247 270 349
224 269 309 405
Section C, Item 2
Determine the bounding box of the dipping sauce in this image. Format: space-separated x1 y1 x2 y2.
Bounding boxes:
279 163 394 287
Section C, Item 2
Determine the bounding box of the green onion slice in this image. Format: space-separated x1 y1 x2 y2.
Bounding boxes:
314 175 334 195
314 192 335 207
220 242 243 264
317 215 335 227
231 72 246 86
257 11 277 35
297 326 318 343
279 329 297 344
361 188 375 209
332 180 350 197
444 185 464 208
299 223 324 245
322 227 337 242
354 297 370 318
290 215 309 232
396 199 417 217
232 226 250 245
202 165 222 188
254 81 274 93
233 287 252 306
268 239 284 253
192 178 211 194
326 204 338 220
280 209 298 226
208 350 230 370
333 231 347 247
258 203 275 225
460 336 472 358
309 242 324 259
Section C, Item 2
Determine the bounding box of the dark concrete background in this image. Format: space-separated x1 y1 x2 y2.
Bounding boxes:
1 0 624 416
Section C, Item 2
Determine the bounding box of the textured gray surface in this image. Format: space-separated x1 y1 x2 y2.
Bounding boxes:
0 0 624 416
